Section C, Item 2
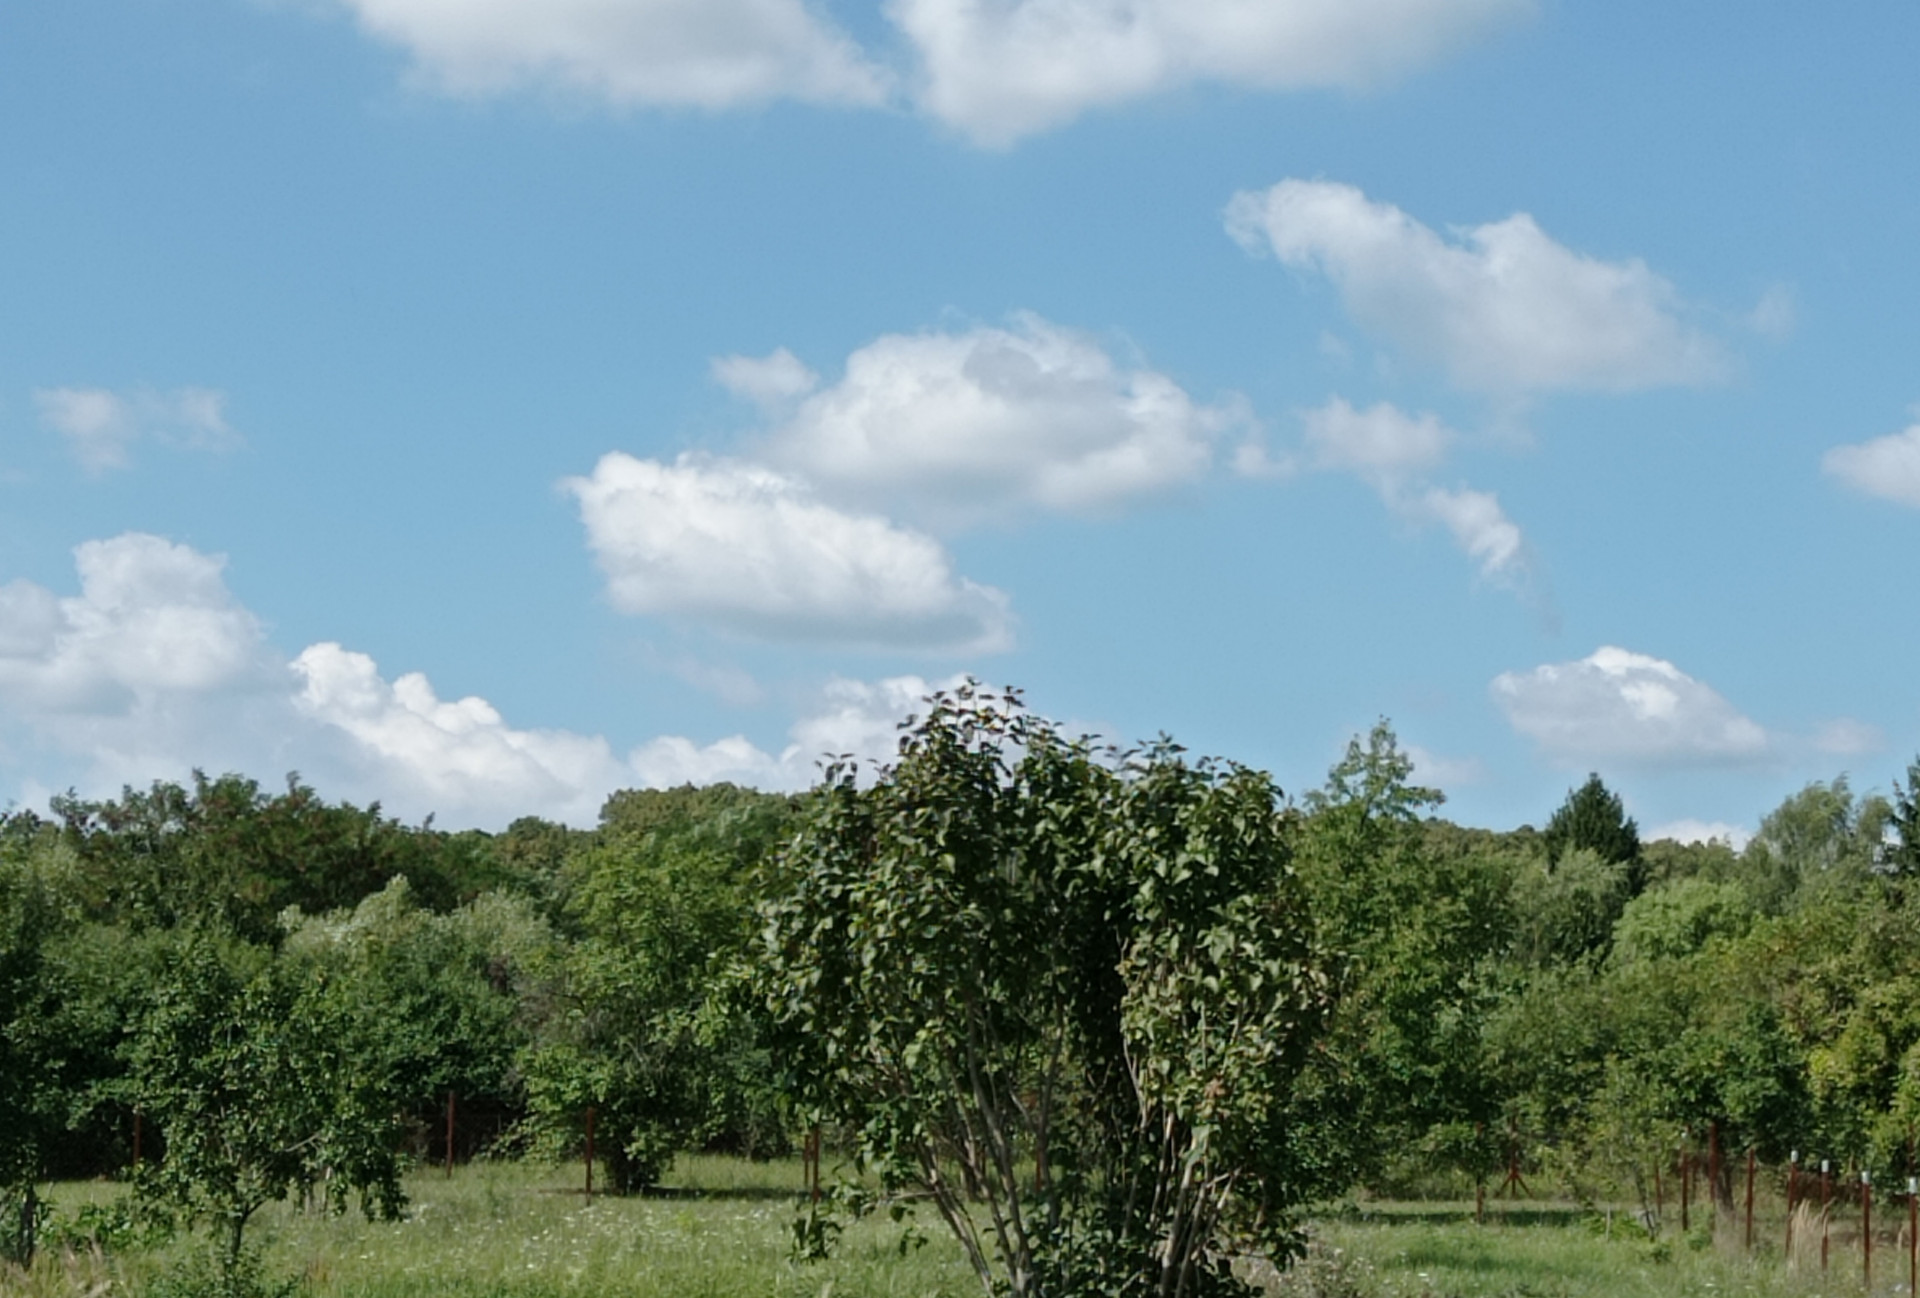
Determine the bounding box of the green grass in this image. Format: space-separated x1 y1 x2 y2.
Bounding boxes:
1275 1201 1862 1298
1 1167 1888 1298
6 1157 975 1298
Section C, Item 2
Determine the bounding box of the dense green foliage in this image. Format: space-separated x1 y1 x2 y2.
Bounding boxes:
10 695 1920 1293
757 688 1328 1298
128 931 407 1269
519 784 794 1190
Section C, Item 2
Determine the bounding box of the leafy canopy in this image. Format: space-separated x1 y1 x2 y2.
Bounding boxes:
757 684 1330 1298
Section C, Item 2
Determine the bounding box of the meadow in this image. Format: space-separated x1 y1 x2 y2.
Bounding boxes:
0 1159 1871 1298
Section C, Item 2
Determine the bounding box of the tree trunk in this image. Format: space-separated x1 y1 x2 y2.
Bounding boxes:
8 1184 37 1267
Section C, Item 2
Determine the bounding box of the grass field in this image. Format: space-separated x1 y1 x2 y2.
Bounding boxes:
0 1162 1879 1298
1276 1204 1844 1298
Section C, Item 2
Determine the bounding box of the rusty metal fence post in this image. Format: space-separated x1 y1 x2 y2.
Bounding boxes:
1822 1160 1831 1273
1708 1122 1721 1231
1745 1149 1755 1250
1787 1151 1799 1260
1907 1175 1915 1298
1862 1171 1871 1290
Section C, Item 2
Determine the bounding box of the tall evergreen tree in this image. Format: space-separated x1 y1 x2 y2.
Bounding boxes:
1542 774 1642 891
1888 755 1920 879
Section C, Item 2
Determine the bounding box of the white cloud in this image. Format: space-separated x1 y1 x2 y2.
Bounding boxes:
713 347 821 410
1492 646 1770 766
893 0 1529 146
630 672 964 788
1405 742 1484 789
35 390 135 473
0 534 614 822
1227 180 1726 394
0 535 299 794
1303 396 1450 478
566 452 1014 652
292 642 634 825
35 386 240 474
1295 398 1528 582
787 672 954 766
651 653 767 708
1414 485 1523 579
1823 422 1920 508
0 534 275 713
1813 717 1883 757
1748 284 1796 341
1230 440 1295 480
301 0 1522 142
328 0 888 109
0 534 982 826
628 733 790 790
760 315 1238 526
1647 819 1754 852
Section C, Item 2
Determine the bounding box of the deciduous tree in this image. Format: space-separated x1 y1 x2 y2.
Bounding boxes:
757 685 1330 1298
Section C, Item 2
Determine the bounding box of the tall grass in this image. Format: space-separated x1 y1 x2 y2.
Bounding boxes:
1 1166 1879 1298
3 1158 974 1298
1272 1201 1849 1298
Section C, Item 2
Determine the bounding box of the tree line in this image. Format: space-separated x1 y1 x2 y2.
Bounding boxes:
5 682 1920 1295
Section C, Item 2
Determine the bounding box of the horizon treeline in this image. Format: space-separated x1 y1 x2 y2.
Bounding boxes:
7 723 1920 1232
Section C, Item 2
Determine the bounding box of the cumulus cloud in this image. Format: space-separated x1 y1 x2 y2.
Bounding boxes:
631 672 964 788
565 452 1013 652
36 386 240 474
1823 422 1920 508
0 534 619 822
589 318 1230 652
0 534 275 714
1227 180 1726 394
0 535 302 794
757 315 1240 526
327 0 888 109
0 534 979 826
292 643 637 825
893 0 1529 146
786 673 955 765
295 0 1525 142
1491 646 1770 766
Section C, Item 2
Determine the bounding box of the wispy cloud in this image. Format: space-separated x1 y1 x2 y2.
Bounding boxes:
35 386 241 474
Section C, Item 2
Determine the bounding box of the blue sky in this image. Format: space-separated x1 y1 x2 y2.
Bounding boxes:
3 0 1918 839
